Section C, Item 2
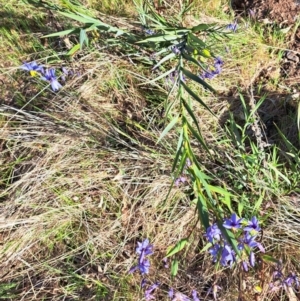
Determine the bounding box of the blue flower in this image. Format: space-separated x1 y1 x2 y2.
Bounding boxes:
206 224 221 243
244 216 261 233
20 61 44 77
145 282 159 301
41 68 62 91
220 244 235 267
284 273 299 288
223 213 243 230
249 251 255 267
208 243 221 262
129 239 153 275
226 21 238 32
191 290 200 301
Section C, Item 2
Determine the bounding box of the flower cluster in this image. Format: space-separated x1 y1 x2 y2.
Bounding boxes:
129 238 153 275
129 239 202 300
270 262 299 292
19 61 74 92
206 214 265 270
201 57 224 80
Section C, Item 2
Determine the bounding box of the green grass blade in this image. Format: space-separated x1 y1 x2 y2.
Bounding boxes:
181 68 215 92
152 52 176 70
157 115 179 144
181 81 215 115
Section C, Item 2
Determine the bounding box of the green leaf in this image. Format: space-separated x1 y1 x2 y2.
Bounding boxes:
261 255 280 264
181 98 201 133
137 34 182 43
192 23 216 32
196 194 210 230
252 190 265 214
171 128 184 173
238 202 244 217
192 165 212 199
181 68 215 92
152 52 176 70
188 33 206 47
184 117 209 152
181 52 203 68
43 28 77 38
166 238 188 257
200 242 212 253
171 259 179 277
79 29 88 49
157 115 179 144
140 67 176 85
181 81 215 115
59 11 102 25
67 43 80 56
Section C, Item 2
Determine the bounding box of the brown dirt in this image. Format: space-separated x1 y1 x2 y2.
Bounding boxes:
232 0 300 86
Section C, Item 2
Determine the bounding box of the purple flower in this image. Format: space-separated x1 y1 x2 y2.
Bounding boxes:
141 278 147 288
129 239 153 275
162 257 169 268
226 21 238 32
136 238 153 257
249 251 255 267
220 244 235 267
209 243 221 262
206 224 221 243
244 216 261 233
41 68 62 91
242 260 249 272
20 61 44 75
243 233 265 252
284 273 299 288
175 175 187 186
191 290 200 301
145 282 159 300
171 45 181 55
168 288 174 299
223 213 243 230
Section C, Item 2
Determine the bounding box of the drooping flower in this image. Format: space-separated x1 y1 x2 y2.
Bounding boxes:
284 273 299 288
41 68 62 91
249 251 255 267
20 61 44 77
191 290 200 301
145 282 159 301
223 213 243 230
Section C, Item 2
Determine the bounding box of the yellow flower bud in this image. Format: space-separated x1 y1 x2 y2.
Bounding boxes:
29 70 38 77
200 49 212 58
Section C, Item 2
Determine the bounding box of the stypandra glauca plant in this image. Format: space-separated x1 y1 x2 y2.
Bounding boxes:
28 0 266 278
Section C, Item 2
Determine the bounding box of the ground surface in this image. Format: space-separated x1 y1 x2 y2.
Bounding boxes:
233 0 300 83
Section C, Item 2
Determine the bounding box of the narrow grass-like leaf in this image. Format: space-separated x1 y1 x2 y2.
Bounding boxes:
181 81 215 115
171 128 184 173
184 118 209 152
59 11 102 25
261 255 280 264
171 259 179 277
181 98 201 133
152 52 176 70
188 33 206 47
181 68 215 92
192 23 216 32
252 190 265 214
192 165 212 199
43 28 77 38
79 29 88 49
137 34 182 43
140 67 176 85
67 43 80 56
157 115 179 144
267 162 291 185
196 194 210 230
181 52 203 68
166 238 188 257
